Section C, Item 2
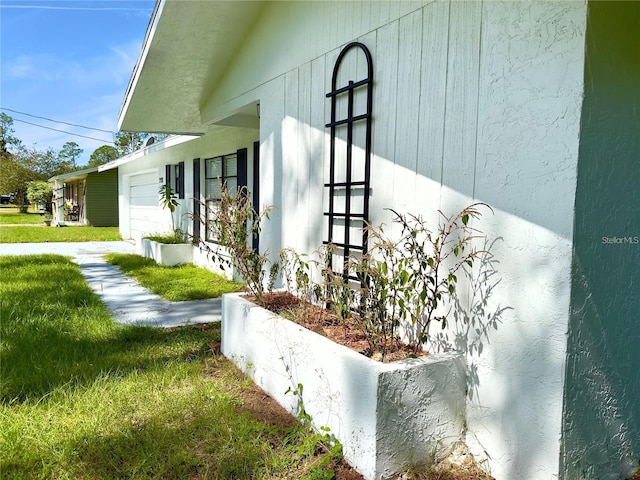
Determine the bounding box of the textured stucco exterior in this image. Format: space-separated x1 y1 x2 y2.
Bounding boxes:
114 1 640 478
223 3 586 478
222 293 467 480
561 2 640 479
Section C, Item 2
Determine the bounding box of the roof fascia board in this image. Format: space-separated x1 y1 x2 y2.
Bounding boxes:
98 134 200 172
117 0 164 131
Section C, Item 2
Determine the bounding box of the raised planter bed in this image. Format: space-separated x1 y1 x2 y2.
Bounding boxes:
139 238 193 266
221 292 467 480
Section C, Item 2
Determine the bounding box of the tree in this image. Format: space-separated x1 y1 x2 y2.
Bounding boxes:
0 156 37 211
114 131 170 155
114 131 146 155
0 113 22 155
87 145 119 167
1 146 74 212
27 180 53 213
58 141 83 168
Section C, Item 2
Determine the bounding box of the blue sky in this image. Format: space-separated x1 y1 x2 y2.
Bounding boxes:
1 0 155 165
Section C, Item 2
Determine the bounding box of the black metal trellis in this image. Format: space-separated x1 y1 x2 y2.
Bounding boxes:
324 42 373 281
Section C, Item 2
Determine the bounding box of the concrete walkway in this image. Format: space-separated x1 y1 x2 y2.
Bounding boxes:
0 241 221 328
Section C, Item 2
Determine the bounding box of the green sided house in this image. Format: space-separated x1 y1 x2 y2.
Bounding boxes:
116 1 639 479
49 166 119 227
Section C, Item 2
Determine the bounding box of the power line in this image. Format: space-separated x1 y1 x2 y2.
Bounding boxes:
12 118 115 144
1 107 115 134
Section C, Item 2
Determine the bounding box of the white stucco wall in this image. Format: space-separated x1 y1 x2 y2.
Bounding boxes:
196 1 588 478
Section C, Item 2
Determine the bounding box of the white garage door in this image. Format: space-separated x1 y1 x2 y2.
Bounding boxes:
129 172 161 242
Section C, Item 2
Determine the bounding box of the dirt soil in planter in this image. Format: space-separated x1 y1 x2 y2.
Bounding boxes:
247 291 428 363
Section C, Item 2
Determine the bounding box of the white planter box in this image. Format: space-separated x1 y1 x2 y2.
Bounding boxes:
139 238 193 266
222 293 467 480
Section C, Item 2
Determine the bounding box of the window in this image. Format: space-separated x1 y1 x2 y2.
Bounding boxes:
165 162 185 199
205 153 239 241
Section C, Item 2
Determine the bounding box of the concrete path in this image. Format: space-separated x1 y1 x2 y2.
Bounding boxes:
0 241 221 328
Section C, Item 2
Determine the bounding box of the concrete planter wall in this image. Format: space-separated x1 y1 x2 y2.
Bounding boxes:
139 238 193 266
222 293 467 480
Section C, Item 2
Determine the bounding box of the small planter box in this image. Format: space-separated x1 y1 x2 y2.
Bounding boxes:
222 293 467 480
139 238 193 266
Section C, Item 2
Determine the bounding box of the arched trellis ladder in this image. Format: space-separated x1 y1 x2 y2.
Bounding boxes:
324 41 373 281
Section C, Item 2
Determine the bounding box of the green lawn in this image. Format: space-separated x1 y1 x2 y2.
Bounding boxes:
0 226 121 243
0 255 343 480
105 253 244 301
0 212 46 225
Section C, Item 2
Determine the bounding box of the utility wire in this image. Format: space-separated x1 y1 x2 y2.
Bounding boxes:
12 118 115 144
1 107 115 134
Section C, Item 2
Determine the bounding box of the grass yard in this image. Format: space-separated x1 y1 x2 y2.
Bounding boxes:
0 211 46 225
0 225 121 243
104 253 244 301
0 255 355 480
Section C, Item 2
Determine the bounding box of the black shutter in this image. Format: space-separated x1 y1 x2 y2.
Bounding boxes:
193 158 201 243
165 164 171 187
252 141 260 253
236 148 247 192
178 161 185 198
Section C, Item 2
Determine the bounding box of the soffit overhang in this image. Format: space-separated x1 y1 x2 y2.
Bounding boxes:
118 0 263 135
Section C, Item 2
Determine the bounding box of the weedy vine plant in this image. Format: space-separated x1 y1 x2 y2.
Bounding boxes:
389 204 492 354
284 382 344 480
197 183 278 303
322 204 492 358
199 182 493 360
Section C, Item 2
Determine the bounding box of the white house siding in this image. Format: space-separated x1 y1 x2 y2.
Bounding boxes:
128 170 161 242
197 1 588 478
114 128 259 255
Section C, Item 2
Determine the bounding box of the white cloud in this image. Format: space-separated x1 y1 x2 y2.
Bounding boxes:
8 55 36 78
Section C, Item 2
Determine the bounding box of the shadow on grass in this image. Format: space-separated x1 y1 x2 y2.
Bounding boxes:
0 255 220 403
68 408 278 480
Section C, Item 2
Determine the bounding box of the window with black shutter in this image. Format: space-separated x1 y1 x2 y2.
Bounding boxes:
204 149 247 241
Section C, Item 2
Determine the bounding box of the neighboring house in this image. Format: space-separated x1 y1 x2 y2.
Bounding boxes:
116 1 639 479
49 166 119 227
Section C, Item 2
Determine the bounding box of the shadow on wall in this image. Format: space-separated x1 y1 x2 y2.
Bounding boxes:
425 237 511 401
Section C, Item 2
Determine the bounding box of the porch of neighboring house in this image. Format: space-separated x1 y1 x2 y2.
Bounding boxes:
63 180 84 223
51 178 85 225
49 166 119 227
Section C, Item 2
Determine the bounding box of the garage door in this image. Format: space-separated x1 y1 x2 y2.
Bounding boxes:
129 172 160 242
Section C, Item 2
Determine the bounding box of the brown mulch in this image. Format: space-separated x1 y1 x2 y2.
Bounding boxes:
249 291 427 363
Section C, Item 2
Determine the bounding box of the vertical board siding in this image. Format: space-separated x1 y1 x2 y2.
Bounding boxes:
85 169 119 227
370 20 399 227
416 0 450 212
393 9 424 216
298 61 313 253
309 55 327 255
441 0 482 200
284 68 300 249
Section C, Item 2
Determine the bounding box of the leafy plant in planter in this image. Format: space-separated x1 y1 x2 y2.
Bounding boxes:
338 203 491 357
155 184 188 243
198 183 278 302
202 182 492 359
